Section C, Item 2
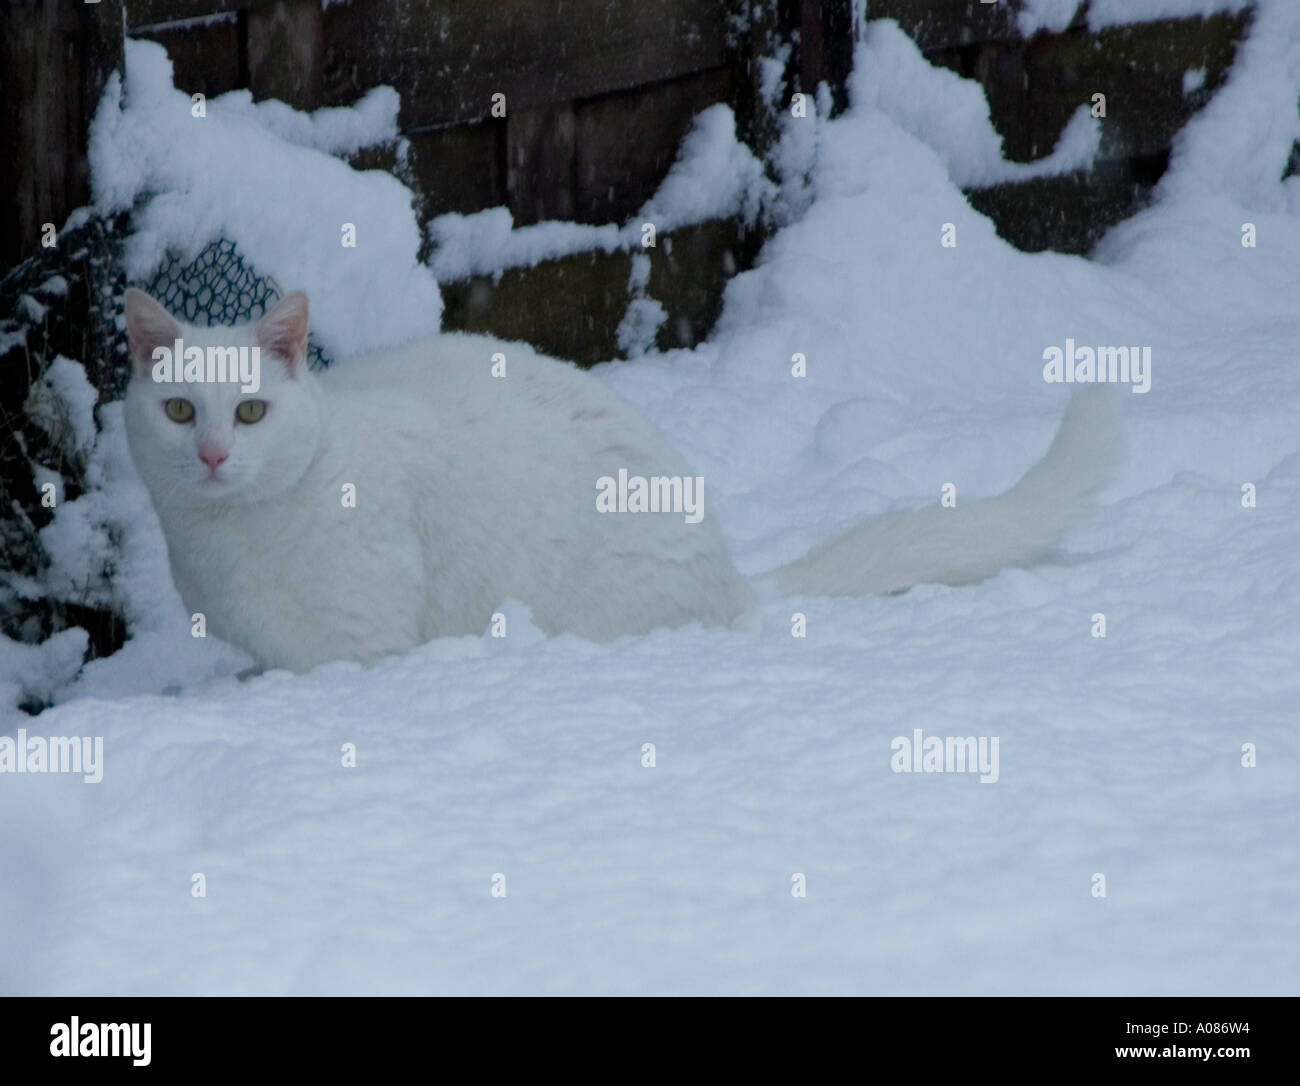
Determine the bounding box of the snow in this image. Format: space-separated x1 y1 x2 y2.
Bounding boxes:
4 3 1299 994
212 85 400 158
637 104 771 232
616 253 667 359
1086 0 1254 31
767 82 826 225
1148 0 1300 211
0 328 25 356
17 295 47 323
1017 0 1083 37
130 11 238 34
853 21 1100 187
428 208 624 283
38 356 99 459
1017 0 1254 35
0 628 85 720
88 40 441 361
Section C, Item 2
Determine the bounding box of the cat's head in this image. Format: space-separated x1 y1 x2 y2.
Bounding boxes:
122 289 323 505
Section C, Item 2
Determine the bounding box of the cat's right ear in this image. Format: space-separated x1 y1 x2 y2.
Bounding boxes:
123 289 182 376
256 292 310 376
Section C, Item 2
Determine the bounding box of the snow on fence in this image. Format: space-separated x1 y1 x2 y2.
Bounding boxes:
871 0 1255 253
107 0 1255 357
104 0 852 364
113 0 855 365
1 2 1255 352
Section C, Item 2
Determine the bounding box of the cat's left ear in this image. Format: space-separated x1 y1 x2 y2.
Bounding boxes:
255 292 310 375
123 289 182 376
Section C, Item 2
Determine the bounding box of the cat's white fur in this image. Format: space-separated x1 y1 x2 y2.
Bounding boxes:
122 290 1119 672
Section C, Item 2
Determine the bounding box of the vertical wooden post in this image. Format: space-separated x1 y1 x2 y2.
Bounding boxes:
727 0 857 167
0 0 124 272
507 104 577 227
246 0 323 111
817 0 857 115
798 0 856 114
726 0 788 165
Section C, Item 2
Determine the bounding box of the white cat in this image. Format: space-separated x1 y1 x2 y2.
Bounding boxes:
122 289 1119 672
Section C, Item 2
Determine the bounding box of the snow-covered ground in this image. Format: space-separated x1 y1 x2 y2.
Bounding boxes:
3 5 1298 994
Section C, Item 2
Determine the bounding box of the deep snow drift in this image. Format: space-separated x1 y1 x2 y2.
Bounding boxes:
1 6 1298 994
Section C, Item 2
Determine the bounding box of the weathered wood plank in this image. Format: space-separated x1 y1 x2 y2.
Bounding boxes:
965 157 1168 254
124 0 279 29
439 217 754 366
863 0 1030 52
573 68 732 225
804 0 856 114
320 0 730 130
507 103 577 226
1021 11 1251 162
925 9 1249 164
130 14 241 99
725 0 787 164
247 0 323 110
646 218 761 352
401 122 506 226
440 246 632 366
1 0 124 270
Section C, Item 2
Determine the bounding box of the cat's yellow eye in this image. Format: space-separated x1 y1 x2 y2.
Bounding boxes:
164 398 194 423
236 400 267 424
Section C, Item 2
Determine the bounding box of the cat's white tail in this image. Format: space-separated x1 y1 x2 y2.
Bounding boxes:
765 387 1121 597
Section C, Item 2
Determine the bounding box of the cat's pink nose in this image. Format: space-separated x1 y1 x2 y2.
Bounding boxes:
198 445 228 471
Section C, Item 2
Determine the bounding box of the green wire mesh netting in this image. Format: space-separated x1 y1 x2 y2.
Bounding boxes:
140 239 331 369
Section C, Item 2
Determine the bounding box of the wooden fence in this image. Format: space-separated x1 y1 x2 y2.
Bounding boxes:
871 1 1254 251
122 1 853 228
